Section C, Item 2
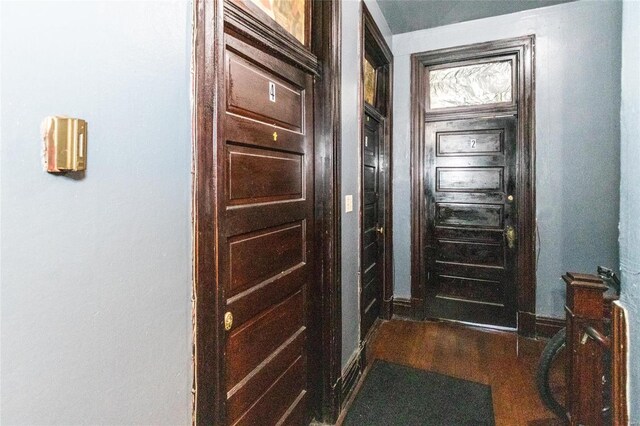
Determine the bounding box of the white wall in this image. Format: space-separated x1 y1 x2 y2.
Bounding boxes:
391 1 622 319
340 0 392 368
0 1 193 424
619 0 640 421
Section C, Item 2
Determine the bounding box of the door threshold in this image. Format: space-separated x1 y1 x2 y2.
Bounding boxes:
430 317 517 333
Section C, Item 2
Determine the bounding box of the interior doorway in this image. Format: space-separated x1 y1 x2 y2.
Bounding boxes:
360 4 393 345
410 36 536 334
192 0 342 424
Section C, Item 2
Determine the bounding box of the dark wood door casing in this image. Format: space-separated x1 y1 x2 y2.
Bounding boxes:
193 0 343 424
361 4 393 329
410 36 536 335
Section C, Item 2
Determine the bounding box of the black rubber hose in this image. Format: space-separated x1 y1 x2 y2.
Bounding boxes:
536 328 568 421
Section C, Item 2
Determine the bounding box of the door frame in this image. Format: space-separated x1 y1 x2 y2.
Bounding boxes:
360 4 393 327
192 0 343 423
410 36 536 336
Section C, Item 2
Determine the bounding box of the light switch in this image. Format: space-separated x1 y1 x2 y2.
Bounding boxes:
345 195 353 213
42 116 87 173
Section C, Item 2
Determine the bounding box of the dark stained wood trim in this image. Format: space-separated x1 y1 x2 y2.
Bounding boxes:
340 317 380 413
334 350 366 426
564 272 608 424
364 102 384 123
384 61 394 322
193 0 225 424
392 297 412 319
517 36 537 336
410 54 426 321
424 105 518 123
224 0 319 75
311 0 342 422
411 297 424 320
410 35 536 335
361 4 394 325
518 311 536 337
535 315 564 339
362 4 392 68
340 349 362 408
611 302 628 425
193 0 342 423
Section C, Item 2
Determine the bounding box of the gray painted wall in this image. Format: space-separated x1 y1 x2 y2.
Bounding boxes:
391 1 621 318
619 0 640 420
340 0 362 369
0 1 193 424
341 0 392 368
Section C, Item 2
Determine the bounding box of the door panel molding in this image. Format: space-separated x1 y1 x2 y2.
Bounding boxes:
224 0 317 75
410 35 536 335
193 0 343 424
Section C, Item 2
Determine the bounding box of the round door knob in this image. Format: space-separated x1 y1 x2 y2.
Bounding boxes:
224 312 233 331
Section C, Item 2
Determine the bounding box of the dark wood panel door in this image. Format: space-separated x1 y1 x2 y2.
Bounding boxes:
424 117 517 328
221 33 314 425
361 112 384 338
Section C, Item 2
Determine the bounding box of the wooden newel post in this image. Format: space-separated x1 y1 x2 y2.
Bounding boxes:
564 272 608 426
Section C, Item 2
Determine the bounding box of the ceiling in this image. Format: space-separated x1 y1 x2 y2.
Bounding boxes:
376 0 577 34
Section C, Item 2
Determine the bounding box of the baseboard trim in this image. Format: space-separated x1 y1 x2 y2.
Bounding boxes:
341 319 383 412
392 297 412 319
411 297 424 320
340 351 362 407
382 298 393 320
518 311 536 337
535 315 564 338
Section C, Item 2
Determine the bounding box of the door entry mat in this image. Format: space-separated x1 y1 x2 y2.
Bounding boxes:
343 360 495 426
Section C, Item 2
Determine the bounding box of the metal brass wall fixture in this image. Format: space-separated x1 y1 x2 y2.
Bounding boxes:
42 116 87 173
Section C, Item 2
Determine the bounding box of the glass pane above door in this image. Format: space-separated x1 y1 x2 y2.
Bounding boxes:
249 0 306 44
364 58 377 106
429 61 512 109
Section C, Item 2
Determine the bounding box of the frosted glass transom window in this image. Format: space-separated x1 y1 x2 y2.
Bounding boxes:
429 61 512 109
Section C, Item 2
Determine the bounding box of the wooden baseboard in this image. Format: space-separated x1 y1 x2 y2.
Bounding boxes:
518 311 536 337
411 297 424 319
340 318 383 412
382 298 393 320
535 315 564 338
393 297 412 319
611 302 628 425
340 350 362 407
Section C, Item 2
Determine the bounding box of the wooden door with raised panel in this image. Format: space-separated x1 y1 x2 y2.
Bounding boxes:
424 116 517 328
221 33 314 425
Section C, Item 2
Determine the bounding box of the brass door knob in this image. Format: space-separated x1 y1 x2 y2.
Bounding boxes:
376 225 384 235
224 311 233 331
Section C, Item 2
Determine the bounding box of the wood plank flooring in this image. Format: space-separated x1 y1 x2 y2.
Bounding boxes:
343 319 564 426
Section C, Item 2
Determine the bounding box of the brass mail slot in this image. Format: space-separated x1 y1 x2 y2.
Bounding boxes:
42 116 87 173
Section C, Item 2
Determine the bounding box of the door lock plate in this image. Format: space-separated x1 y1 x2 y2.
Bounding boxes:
505 226 516 249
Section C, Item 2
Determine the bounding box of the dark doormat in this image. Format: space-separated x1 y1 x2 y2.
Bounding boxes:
343 360 495 426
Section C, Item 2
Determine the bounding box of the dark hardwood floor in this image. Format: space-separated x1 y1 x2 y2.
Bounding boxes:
340 319 564 426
